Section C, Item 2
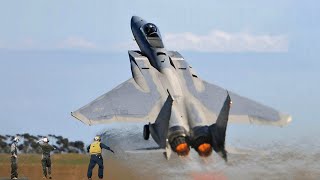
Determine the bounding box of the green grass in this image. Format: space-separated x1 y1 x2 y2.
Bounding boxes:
0 154 89 165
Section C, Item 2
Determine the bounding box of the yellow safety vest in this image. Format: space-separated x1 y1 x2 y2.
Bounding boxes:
89 141 101 155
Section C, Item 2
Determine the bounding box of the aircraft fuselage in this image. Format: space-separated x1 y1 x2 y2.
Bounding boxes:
130 16 222 158
72 16 290 161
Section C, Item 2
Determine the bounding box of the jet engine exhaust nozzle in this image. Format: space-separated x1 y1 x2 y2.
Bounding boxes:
193 136 213 157
191 126 213 157
197 143 212 157
171 136 190 156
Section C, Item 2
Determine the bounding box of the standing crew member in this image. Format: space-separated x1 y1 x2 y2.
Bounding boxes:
37 137 55 179
10 137 19 179
87 136 114 180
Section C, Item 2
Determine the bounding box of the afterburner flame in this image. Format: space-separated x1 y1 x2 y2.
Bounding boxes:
175 143 190 156
197 143 212 157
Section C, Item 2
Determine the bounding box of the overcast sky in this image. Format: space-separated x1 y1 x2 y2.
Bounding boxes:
0 1 319 144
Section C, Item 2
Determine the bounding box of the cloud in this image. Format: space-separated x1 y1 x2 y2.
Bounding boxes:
0 38 38 50
0 37 98 50
112 40 139 52
1 31 288 53
59 36 97 49
163 30 288 52
21 37 36 48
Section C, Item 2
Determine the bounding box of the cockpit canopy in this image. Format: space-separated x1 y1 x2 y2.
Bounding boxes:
143 23 160 38
141 23 164 48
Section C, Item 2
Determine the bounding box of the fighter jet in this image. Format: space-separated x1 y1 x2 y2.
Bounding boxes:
71 16 291 161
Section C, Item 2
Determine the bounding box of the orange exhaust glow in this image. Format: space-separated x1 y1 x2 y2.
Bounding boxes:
175 143 190 156
197 143 212 157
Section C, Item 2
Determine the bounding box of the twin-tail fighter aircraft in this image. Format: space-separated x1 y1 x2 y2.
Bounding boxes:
71 16 292 161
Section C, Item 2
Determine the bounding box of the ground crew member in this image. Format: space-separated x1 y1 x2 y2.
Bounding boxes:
37 137 55 179
87 136 114 180
10 137 19 179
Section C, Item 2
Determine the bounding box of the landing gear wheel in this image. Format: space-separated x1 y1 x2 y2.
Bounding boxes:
143 124 150 140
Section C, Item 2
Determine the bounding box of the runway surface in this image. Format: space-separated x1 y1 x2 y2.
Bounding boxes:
1 124 318 180
101 124 320 180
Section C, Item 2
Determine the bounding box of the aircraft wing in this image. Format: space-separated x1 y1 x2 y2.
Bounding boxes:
168 51 291 126
71 78 162 125
201 81 292 126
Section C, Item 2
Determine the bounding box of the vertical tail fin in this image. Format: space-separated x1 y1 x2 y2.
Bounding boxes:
149 94 173 148
149 94 174 160
209 91 231 162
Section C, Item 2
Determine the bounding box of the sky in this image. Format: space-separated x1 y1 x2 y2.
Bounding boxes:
0 1 319 144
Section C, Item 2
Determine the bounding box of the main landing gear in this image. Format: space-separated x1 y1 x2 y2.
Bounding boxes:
143 124 150 140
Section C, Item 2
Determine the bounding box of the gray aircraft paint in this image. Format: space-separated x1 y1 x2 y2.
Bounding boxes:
72 16 291 159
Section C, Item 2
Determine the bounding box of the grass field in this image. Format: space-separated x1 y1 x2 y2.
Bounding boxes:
0 154 140 180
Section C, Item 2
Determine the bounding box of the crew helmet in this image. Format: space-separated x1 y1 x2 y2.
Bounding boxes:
13 137 19 142
43 137 49 143
94 136 101 141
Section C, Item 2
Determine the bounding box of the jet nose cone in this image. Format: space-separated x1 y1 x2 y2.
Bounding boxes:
131 16 143 25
